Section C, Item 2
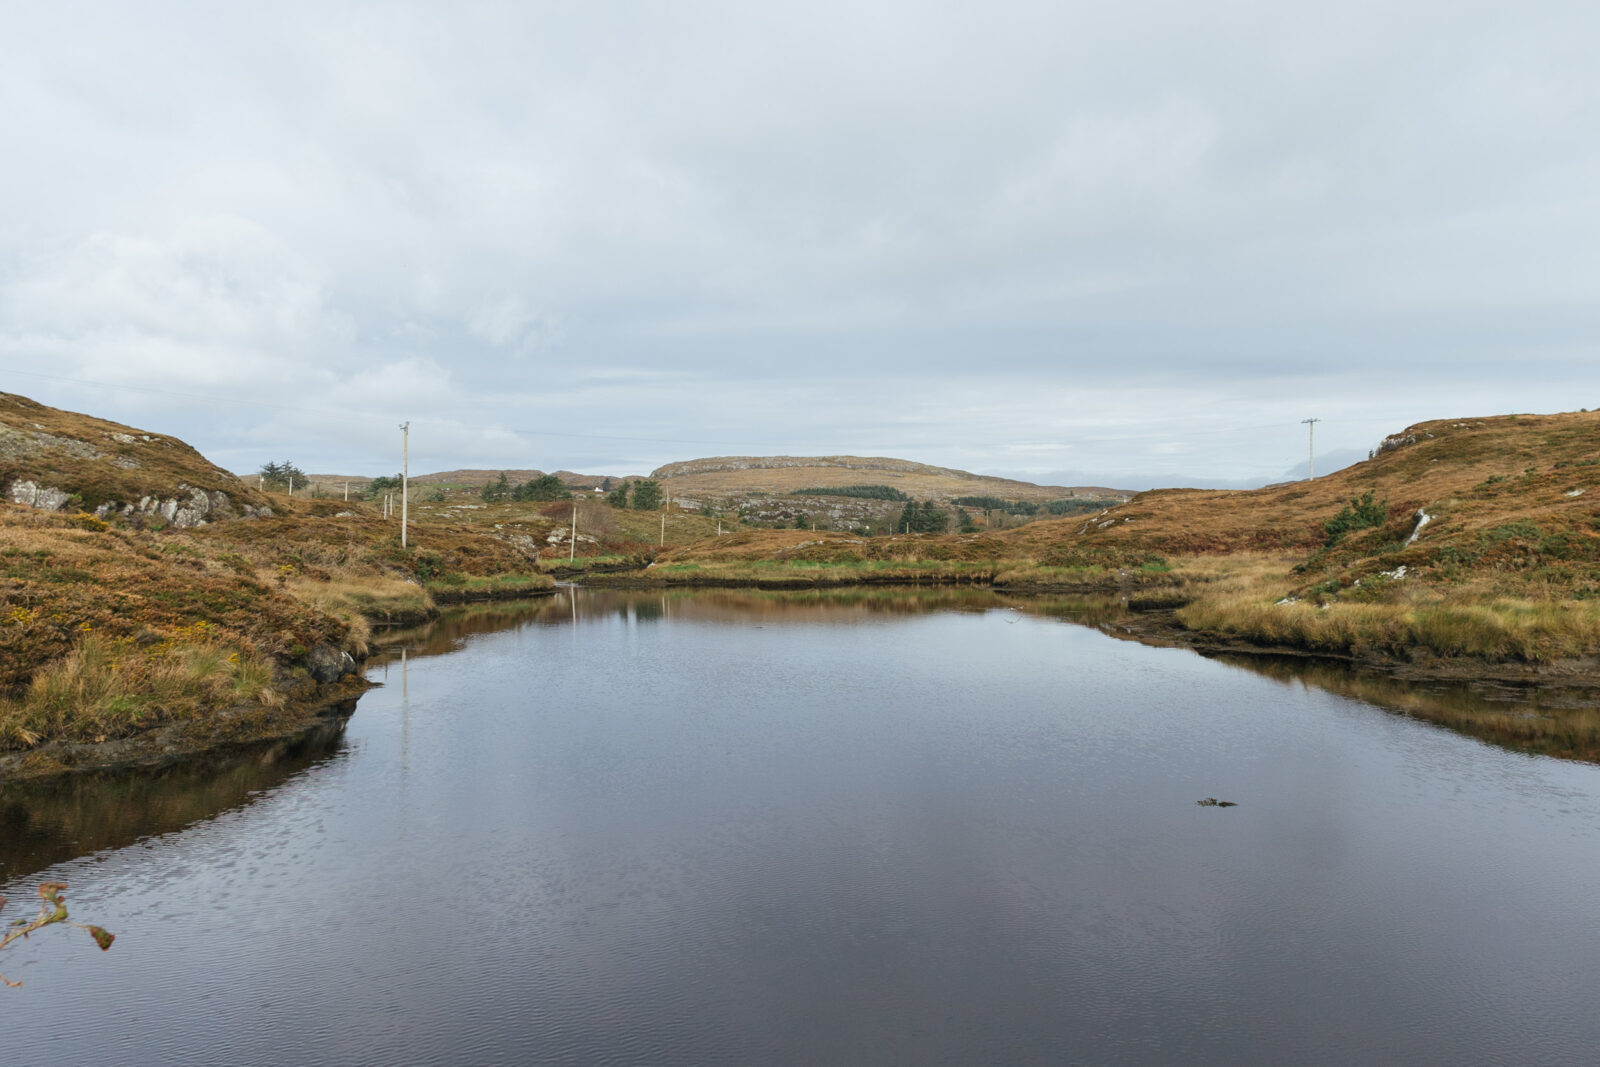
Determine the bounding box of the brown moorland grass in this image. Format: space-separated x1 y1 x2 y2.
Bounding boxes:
1004 410 1600 559
0 628 281 750
615 411 1600 666
0 508 350 694
0 485 563 753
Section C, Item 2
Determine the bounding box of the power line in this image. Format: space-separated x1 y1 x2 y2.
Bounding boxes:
2 366 1391 462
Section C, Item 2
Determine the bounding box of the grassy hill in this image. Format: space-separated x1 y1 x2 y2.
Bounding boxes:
1005 410 1600 603
0 396 582 772
1 392 273 521
653 454 1125 502
650 454 1129 532
630 411 1600 673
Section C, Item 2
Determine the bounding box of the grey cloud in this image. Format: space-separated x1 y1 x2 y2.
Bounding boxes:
2 1 1597 485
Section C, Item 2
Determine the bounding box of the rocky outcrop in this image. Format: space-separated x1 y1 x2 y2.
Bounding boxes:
5 478 264 528
1377 433 1418 454
105 486 237 527
305 644 358 683
0 392 272 523
545 526 599 547
8 480 73 511
0 422 106 463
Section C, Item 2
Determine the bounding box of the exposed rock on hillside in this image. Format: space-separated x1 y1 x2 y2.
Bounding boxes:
0 392 269 526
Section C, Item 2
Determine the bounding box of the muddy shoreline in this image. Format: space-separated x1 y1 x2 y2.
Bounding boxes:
0 585 562 785
1105 608 1600 687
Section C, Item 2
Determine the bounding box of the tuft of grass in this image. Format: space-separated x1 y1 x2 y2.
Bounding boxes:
424 572 556 594
0 634 283 750
285 576 432 641
1179 592 1600 663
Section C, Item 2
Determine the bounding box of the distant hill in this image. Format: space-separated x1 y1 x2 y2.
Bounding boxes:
651 455 1129 503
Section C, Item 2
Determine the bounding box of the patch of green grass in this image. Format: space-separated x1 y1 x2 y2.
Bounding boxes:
1482 521 1541 546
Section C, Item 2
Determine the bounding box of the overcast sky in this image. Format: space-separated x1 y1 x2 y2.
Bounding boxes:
2 1 1596 489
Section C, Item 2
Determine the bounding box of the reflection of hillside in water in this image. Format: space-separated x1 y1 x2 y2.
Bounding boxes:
371 587 1142 666
374 586 1600 764
1213 653 1600 763
0 712 352 885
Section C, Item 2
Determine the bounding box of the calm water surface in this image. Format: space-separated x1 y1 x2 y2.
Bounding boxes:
6 587 1600 1065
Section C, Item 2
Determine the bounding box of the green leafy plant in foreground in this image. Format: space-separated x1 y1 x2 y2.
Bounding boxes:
1 883 115 987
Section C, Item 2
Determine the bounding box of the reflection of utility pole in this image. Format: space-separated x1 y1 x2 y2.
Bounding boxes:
1301 417 1320 479
400 421 410 548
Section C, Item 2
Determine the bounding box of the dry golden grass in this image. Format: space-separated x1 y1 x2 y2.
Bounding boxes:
281 576 433 652
1178 581 1600 663
0 629 281 750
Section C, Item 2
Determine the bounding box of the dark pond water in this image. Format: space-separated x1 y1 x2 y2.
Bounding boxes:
7 587 1600 1064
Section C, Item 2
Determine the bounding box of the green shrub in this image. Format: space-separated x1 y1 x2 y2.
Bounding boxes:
1324 490 1388 545
512 475 570 502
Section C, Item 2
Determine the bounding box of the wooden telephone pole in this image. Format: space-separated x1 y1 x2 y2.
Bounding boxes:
400 422 410 548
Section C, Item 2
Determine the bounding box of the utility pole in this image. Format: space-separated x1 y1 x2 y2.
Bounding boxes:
660 511 666 546
570 503 578 562
1301 418 1321 479
400 421 410 549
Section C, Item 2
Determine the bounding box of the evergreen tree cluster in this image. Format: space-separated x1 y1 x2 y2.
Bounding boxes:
599 478 664 510
257 460 308 490
481 473 573 503
896 500 950 533
949 496 1109 519
951 495 1038 515
1040 498 1105 516
363 474 402 499
793 484 909 501
630 479 663 510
